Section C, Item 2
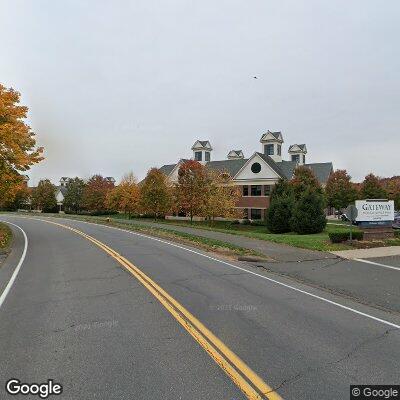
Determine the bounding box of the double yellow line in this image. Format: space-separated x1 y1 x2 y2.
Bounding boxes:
36 218 282 400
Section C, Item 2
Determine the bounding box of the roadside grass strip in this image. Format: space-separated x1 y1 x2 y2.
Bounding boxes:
34 218 282 400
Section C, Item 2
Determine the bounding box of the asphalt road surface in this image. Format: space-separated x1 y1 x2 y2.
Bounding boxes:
1 215 399 400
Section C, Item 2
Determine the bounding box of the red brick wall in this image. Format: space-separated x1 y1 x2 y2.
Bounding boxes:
236 196 270 208
235 185 271 209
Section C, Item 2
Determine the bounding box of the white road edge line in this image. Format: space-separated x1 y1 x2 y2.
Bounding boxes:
9 216 400 330
51 217 400 330
0 221 28 310
354 258 400 271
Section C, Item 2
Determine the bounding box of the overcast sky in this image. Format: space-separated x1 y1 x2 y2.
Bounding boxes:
1 0 399 185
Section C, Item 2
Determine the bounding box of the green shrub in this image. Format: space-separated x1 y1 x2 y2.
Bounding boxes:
266 194 294 233
329 230 364 243
290 189 326 234
241 218 251 225
394 230 400 238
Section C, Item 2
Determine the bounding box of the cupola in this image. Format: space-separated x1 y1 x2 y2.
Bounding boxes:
260 131 284 162
191 140 212 164
227 150 244 160
288 144 307 165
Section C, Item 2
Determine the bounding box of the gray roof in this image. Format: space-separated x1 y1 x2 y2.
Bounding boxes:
305 162 333 184
159 157 333 184
288 144 307 152
268 131 281 140
199 140 209 147
275 160 298 179
255 153 287 177
275 160 333 183
57 186 68 196
159 163 176 176
206 158 248 176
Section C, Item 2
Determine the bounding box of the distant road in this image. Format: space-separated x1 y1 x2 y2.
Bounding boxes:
0 216 399 399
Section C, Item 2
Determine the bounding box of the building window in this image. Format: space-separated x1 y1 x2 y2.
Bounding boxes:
277 145 281 156
194 151 202 161
205 152 210 162
251 162 261 174
243 208 249 219
264 185 272 196
264 144 274 156
303 154 306 164
250 209 262 220
243 186 249 196
251 185 262 196
291 154 300 163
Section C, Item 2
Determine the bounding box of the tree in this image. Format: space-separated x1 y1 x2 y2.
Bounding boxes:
106 172 140 217
0 84 43 203
202 169 241 224
360 173 387 199
325 170 358 211
290 189 327 234
270 178 293 201
290 165 322 200
139 168 172 219
0 182 30 210
175 161 208 223
63 177 86 213
31 179 57 212
266 194 295 233
384 178 400 210
82 175 114 212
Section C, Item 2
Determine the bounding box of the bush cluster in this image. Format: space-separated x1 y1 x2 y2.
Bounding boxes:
266 176 327 235
328 230 364 243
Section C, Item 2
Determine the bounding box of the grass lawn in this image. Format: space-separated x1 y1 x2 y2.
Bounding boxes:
0 222 12 250
113 215 360 251
20 213 265 259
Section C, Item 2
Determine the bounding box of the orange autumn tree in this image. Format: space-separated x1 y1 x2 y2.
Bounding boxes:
0 84 43 206
106 172 140 217
202 169 241 225
83 175 114 212
175 160 208 223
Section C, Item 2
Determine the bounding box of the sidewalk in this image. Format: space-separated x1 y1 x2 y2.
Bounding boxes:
331 246 400 260
116 219 336 262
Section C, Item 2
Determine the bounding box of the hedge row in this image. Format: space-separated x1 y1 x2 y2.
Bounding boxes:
328 230 364 243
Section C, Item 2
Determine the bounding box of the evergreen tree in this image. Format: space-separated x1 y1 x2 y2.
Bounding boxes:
290 189 327 234
266 194 295 233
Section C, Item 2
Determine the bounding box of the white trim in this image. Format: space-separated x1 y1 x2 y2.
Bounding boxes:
232 153 281 180
0 221 28 310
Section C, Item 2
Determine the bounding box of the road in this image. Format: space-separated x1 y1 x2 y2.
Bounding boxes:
0 215 399 399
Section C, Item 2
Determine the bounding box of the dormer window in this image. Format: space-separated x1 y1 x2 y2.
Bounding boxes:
277 145 281 156
205 152 210 162
292 154 300 163
194 151 202 161
264 144 274 156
